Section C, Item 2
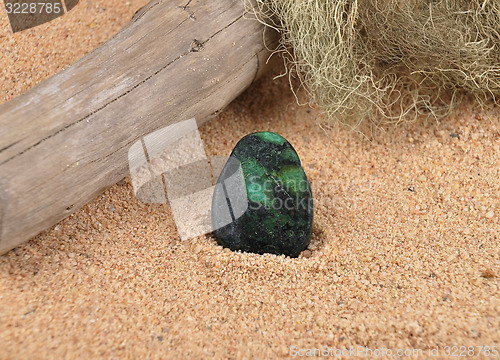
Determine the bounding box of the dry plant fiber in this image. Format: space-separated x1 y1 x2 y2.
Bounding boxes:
251 0 500 125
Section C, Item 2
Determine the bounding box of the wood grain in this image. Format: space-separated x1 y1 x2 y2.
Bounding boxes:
0 0 279 254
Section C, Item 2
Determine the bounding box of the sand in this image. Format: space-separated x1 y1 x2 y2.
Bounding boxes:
0 1 499 359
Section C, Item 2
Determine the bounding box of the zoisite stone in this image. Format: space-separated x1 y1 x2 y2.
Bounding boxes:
211 131 313 257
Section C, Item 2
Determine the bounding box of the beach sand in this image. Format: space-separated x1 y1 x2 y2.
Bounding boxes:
1 1 499 358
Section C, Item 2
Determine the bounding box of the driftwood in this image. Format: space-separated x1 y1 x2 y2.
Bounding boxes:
0 0 279 254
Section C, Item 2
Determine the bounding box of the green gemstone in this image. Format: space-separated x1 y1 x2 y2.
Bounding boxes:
211 132 313 257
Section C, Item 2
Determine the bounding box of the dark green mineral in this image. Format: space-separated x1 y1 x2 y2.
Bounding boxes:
211 132 313 257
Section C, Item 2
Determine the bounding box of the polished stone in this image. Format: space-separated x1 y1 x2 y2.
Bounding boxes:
211 132 313 257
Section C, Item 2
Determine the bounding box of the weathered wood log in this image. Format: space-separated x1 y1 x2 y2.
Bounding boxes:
0 0 279 254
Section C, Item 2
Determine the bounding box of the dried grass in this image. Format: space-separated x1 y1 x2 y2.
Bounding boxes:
248 0 500 125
